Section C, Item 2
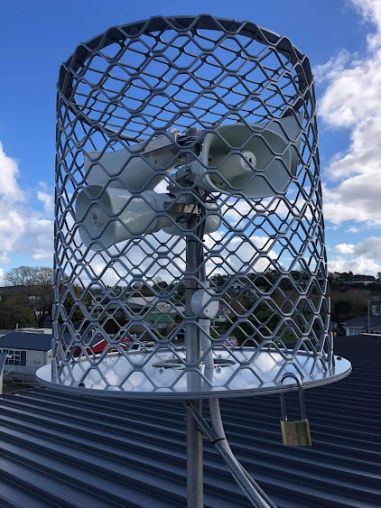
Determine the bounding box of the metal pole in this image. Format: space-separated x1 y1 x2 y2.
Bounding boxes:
185 234 203 508
368 297 371 333
0 353 8 396
186 399 203 508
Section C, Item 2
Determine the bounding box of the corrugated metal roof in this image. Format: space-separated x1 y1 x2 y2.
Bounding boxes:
0 331 53 351
344 315 381 329
0 335 380 507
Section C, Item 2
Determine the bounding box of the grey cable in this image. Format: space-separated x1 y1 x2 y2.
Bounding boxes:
199 319 276 508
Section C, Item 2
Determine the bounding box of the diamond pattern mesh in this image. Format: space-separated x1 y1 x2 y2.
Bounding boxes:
53 15 334 397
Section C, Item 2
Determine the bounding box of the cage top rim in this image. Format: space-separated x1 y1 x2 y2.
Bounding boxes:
58 14 313 102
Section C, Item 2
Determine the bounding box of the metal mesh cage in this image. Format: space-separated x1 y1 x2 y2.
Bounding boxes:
39 15 350 397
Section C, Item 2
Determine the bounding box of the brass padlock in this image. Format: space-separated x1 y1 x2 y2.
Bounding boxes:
280 373 312 447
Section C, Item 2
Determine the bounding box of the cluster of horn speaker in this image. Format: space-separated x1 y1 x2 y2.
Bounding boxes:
75 115 302 251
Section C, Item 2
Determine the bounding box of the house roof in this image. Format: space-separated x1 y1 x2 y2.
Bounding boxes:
145 313 177 323
344 315 381 329
126 297 184 313
0 331 53 351
0 335 380 507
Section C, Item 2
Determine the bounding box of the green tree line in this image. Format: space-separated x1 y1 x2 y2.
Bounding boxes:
0 266 54 329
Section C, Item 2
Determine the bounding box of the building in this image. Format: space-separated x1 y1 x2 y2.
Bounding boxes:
0 330 53 383
343 274 376 285
343 296 381 336
369 296 381 316
343 316 381 336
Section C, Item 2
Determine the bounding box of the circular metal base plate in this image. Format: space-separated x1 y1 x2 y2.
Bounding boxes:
36 348 351 400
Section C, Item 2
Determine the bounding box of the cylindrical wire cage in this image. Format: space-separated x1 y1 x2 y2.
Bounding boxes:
37 15 350 398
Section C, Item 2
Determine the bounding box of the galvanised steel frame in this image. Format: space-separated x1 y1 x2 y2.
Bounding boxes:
37 15 351 507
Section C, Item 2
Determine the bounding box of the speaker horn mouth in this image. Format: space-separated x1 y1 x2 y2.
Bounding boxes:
75 185 222 251
75 186 117 251
76 185 170 250
191 118 301 198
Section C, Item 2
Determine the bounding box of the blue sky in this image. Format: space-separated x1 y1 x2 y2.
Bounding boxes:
0 0 380 278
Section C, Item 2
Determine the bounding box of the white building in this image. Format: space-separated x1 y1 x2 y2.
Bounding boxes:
343 316 381 336
0 331 53 383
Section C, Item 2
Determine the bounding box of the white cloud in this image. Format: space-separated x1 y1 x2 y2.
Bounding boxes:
206 234 278 276
20 217 53 261
0 142 53 276
0 208 26 263
316 0 381 275
334 243 355 254
351 0 381 49
330 236 381 274
0 142 25 201
0 145 27 264
329 255 380 274
323 174 381 226
352 235 381 258
37 181 54 215
318 0 381 228
314 50 352 85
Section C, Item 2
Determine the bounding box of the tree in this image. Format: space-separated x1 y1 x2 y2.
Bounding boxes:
330 288 368 322
5 266 54 327
5 266 53 287
0 295 35 329
333 300 353 322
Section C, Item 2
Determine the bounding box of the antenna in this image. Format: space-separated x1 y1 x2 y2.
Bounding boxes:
37 15 351 507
